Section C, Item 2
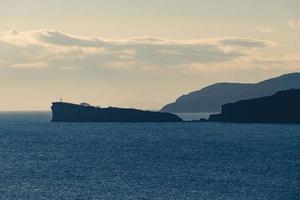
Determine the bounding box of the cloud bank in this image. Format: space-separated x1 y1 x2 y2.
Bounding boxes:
0 29 277 71
257 27 276 33
288 19 300 28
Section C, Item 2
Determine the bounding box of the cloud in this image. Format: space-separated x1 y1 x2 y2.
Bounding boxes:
37 30 106 47
181 53 300 75
250 54 300 69
288 19 300 28
257 27 276 33
217 38 275 48
0 29 275 70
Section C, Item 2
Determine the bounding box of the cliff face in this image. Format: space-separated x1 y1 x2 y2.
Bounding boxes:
161 73 300 113
51 102 182 122
209 89 300 123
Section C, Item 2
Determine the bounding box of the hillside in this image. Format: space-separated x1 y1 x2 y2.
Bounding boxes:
209 89 300 123
161 72 300 113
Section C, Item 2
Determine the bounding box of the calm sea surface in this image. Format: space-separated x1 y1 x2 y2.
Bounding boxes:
176 113 216 121
0 112 299 200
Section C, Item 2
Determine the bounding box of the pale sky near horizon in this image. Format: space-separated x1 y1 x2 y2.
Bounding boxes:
0 0 299 111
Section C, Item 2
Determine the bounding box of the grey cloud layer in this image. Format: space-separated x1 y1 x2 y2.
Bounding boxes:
219 38 273 48
0 30 274 69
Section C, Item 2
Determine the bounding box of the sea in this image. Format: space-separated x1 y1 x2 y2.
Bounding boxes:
0 112 299 200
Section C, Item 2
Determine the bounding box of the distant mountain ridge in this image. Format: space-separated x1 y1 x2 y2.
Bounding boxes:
161 72 300 113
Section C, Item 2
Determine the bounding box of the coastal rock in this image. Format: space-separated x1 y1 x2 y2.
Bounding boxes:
51 102 182 122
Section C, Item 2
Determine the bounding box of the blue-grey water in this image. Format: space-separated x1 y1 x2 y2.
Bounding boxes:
176 113 216 121
0 112 299 200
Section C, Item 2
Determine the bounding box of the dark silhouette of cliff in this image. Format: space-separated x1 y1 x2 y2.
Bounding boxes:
161 72 300 113
51 102 182 122
209 89 300 123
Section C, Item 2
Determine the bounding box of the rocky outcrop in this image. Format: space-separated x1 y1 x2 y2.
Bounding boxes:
51 102 182 122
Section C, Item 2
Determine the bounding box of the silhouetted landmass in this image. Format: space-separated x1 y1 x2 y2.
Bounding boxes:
209 89 300 123
161 73 300 113
51 102 182 122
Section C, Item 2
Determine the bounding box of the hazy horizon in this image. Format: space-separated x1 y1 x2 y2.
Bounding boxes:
1 0 299 111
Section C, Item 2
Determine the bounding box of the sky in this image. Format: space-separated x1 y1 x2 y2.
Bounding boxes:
0 0 299 111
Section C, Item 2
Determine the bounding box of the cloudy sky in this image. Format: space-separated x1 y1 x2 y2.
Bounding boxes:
0 0 299 110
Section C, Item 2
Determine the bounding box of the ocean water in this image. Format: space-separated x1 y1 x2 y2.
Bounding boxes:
176 113 216 121
0 112 299 200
